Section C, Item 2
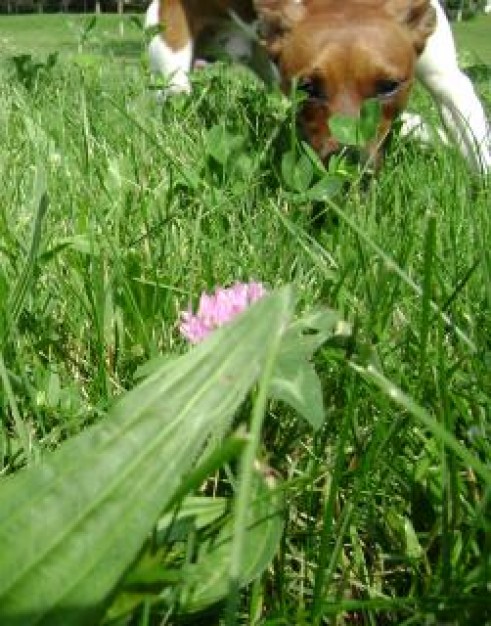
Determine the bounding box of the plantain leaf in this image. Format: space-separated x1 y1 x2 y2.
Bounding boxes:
156 495 229 537
270 308 351 430
0 287 294 626
270 358 324 430
137 309 350 433
280 307 348 358
102 496 231 624
204 125 244 167
281 150 314 193
179 468 284 613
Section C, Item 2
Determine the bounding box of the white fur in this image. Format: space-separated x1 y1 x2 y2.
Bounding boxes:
145 0 193 95
400 112 448 145
147 36 193 94
416 0 491 172
144 0 159 28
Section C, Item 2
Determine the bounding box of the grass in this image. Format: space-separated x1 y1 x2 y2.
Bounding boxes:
453 13 491 64
0 13 143 59
0 12 490 626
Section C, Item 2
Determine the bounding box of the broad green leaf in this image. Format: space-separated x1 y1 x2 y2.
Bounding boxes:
137 309 349 433
281 150 314 193
403 516 424 560
300 140 327 176
329 99 381 147
303 174 343 202
270 358 324 430
206 125 230 166
281 150 297 188
269 308 351 430
134 353 180 380
386 511 423 560
0 287 294 626
232 152 255 180
105 435 281 622
156 495 228 537
293 153 314 192
179 469 284 612
102 496 230 623
359 98 381 143
204 125 244 167
329 113 359 147
283 308 350 357
167 431 248 512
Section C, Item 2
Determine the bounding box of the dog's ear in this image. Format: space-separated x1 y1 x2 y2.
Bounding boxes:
254 0 306 58
386 0 436 54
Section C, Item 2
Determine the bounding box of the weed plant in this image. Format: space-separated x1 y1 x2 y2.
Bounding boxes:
0 24 490 626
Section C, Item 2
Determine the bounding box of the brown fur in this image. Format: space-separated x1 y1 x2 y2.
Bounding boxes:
157 0 436 162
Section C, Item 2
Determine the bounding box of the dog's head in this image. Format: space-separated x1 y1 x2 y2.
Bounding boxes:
255 0 436 165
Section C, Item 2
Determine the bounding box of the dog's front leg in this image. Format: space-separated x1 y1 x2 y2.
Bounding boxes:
145 0 193 95
416 0 490 173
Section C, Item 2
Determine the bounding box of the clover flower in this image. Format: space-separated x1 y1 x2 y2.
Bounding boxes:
179 281 267 344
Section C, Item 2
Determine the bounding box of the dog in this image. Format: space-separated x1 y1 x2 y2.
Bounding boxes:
145 0 490 173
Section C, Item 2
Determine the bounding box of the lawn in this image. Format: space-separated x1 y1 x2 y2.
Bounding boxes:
1 12 490 63
0 11 490 626
453 13 491 64
0 12 143 59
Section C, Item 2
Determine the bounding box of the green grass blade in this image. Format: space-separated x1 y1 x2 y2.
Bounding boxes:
4 167 48 344
325 198 476 352
352 362 491 486
419 214 436 378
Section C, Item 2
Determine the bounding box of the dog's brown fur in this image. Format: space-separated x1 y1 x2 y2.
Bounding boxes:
157 0 437 162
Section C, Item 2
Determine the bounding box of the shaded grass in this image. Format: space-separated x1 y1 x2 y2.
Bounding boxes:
0 13 490 626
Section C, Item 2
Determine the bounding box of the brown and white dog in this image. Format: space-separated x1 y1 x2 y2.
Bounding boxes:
145 0 490 172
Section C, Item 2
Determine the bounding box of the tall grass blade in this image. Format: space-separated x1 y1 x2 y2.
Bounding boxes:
352 363 491 486
4 167 48 344
419 214 436 378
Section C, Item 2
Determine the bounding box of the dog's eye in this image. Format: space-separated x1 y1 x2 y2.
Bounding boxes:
375 79 402 98
297 76 325 101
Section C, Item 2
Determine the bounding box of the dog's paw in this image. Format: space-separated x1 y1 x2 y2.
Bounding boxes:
399 112 448 145
151 81 192 103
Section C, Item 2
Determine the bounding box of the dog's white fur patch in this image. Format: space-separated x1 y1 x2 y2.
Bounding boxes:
399 112 448 144
148 36 193 94
144 0 159 28
416 0 491 172
145 0 192 95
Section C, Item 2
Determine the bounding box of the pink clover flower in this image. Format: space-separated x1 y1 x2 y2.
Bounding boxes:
179 281 267 344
